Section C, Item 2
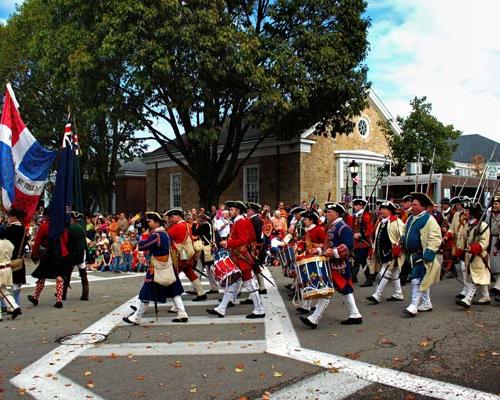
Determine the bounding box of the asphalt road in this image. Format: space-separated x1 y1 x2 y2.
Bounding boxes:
1 261 499 400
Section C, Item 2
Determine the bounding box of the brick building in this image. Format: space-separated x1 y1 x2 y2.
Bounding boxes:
142 90 398 209
115 158 147 214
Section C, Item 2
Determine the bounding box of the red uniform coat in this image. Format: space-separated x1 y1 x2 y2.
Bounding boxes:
353 211 374 250
167 221 190 247
226 216 256 281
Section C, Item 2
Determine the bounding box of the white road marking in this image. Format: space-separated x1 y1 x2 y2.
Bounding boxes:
119 315 264 326
24 272 144 288
11 266 500 400
156 299 221 307
83 340 267 356
270 370 369 399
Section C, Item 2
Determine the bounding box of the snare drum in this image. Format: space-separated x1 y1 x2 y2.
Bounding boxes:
297 256 334 300
212 249 241 287
278 245 297 278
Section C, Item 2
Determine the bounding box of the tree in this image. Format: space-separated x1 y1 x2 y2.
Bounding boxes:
0 0 147 212
382 97 462 175
94 0 370 207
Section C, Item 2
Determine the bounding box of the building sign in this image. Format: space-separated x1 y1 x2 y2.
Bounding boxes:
443 188 451 199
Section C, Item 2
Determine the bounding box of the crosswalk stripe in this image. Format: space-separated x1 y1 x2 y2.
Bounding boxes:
82 340 266 356
120 315 264 326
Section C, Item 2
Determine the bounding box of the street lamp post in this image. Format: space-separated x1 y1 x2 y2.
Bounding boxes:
349 159 359 200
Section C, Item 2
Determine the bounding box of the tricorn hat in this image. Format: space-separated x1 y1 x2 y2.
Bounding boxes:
411 192 434 208
440 197 450 205
145 211 165 223
164 208 184 218
70 211 84 220
352 198 367 207
246 202 262 212
324 202 346 214
290 206 306 215
6 208 26 220
449 196 460 205
379 200 398 213
225 200 247 213
402 194 413 202
301 210 319 224
463 201 483 218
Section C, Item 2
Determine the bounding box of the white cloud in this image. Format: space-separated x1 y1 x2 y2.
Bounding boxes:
367 0 500 142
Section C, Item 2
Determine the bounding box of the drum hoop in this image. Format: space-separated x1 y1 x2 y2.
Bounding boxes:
297 256 327 266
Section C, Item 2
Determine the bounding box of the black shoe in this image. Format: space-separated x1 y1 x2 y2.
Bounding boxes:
359 282 373 287
387 296 404 302
296 307 311 314
259 289 268 295
403 309 416 317
300 316 317 329
185 290 197 295
122 316 139 325
455 293 465 300
172 317 188 323
246 313 265 319
340 317 363 325
284 284 294 291
471 300 491 305
489 288 500 296
240 298 253 305
366 295 379 304
192 294 208 302
130 305 137 311
54 302 63 309
206 309 224 318
80 296 89 301
11 308 22 320
27 295 38 306
207 289 219 294
456 299 470 309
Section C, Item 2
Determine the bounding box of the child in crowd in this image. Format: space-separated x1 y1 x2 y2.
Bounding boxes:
120 237 133 272
99 245 112 272
111 236 122 273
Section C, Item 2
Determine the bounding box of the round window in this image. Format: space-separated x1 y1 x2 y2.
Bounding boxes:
357 117 370 138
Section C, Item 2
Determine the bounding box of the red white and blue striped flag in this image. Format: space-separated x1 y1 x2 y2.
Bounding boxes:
0 84 56 224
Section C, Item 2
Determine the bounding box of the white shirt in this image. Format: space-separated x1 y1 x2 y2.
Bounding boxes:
215 217 231 238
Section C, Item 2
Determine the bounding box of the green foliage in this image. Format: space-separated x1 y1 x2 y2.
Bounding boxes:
0 0 147 212
382 97 462 175
1 0 370 208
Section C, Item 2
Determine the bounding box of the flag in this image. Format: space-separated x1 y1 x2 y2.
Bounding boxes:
48 122 75 239
72 129 83 216
352 175 361 185
0 84 57 224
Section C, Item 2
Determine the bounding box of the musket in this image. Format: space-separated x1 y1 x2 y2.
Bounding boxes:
415 149 421 192
457 175 470 197
426 147 436 196
365 160 388 211
385 159 392 201
473 143 497 202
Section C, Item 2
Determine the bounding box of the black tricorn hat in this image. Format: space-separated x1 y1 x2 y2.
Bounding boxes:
449 196 460 205
145 211 165 223
463 201 483 218
164 208 184 218
301 210 319 224
225 200 247 213
290 206 306 215
246 202 262 212
70 211 84 220
410 192 434 208
352 198 367 207
402 194 413 202
324 202 346 214
440 197 450 204
379 200 398 213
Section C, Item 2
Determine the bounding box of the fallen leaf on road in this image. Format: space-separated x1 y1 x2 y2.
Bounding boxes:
84 371 92 377
136 375 145 381
273 372 283 377
313 360 322 365
478 352 487 358
109 353 117 359
18 388 26 396
172 361 182 368
491 352 499 356
404 395 417 400
381 338 395 347
419 341 429 348
328 367 340 373
344 352 360 360
189 387 197 393
86 382 95 389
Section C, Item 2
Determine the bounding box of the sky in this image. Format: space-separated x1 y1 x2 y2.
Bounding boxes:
1 1 500 143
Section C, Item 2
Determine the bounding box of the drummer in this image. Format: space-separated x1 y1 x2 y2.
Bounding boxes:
296 210 326 314
207 200 265 319
300 202 363 329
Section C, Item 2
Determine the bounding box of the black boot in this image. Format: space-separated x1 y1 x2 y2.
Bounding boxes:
80 274 89 301
359 269 373 287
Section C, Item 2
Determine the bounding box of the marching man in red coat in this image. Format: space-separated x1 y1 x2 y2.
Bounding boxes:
207 200 265 319
351 198 375 286
166 208 207 302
